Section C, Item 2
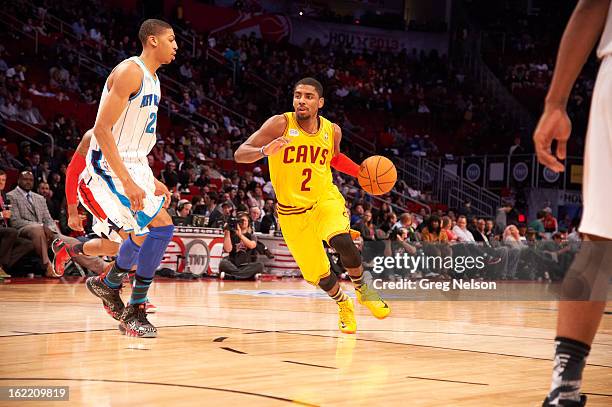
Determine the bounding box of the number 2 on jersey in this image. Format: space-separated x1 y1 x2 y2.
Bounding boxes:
145 112 157 134
301 168 312 191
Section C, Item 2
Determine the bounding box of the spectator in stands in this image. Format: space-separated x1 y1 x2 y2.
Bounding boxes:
421 215 448 243
88 26 102 42
190 196 206 216
28 152 44 185
259 200 278 234
160 161 179 191
474 218 517 276
495 201 513 234
176 199 193 218
351 203 365 226
7 171 104 276
0 95 18 120
420 215 451 276
71 18 87 40
233 189 249 212
18 99 46 126
503 225 524 249
441 216 457 242
0 138 23 169
539 233 573 280
0 170 33 278
453 215 479 244
458 200 474 218
16 141 31 168
472 218 491 245
219 212 264 280
485 219 496 242
208 202 232 229
379 212 398 235
373 202 393 226
249 206 262 232
252 166 266 186
528 211 548 240
542 209 558 235
354 210 381 241
177 163 196 193
179 61 194 80
195 166 212 187
37 181 60 220
47 172 63 200
384 227 418 278
247 184 265 209
393 213 418 241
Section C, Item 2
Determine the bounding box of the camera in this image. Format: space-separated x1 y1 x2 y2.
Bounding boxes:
225 216 238 231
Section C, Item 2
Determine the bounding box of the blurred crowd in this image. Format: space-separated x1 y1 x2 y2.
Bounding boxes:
0 0 586 280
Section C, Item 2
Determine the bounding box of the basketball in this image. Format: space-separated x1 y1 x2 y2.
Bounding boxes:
358 155 397 195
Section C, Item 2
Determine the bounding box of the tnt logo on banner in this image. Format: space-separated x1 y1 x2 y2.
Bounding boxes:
512 162 529 182
465 163 481 182
542 167 560 183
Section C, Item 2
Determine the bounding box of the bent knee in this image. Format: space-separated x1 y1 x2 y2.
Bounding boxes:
149 208 173 228
329 233 361 268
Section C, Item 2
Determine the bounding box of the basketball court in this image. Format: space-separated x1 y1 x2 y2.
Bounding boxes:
0 279 610 406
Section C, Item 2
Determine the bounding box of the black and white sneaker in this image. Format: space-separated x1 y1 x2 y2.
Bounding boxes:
542 395 587 406
86 276 125 321
119 303 157 338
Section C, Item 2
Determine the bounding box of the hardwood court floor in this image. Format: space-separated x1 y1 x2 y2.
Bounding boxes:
0 278 610 407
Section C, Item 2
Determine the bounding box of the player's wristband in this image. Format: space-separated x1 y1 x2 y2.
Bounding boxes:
260 145 268 157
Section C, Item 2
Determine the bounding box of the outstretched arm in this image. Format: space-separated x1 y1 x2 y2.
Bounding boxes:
330 123 359 177
533 0 610 172
234 115 289 163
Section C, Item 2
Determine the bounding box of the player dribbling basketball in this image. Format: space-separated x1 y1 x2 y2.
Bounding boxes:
235 77 391 333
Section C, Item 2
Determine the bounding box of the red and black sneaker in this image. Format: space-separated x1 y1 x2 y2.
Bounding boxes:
119 303 157 338
86 275 125 320
51 239 70 277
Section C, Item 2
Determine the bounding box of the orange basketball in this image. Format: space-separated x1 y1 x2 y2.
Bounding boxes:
358 155 397 195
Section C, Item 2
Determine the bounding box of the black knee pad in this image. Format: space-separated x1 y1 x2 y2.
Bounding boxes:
329 233 361 268
318 272 338 292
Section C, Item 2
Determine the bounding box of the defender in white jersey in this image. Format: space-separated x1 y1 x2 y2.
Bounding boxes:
533 1 612 406
84 55 164 236
84 19 177 338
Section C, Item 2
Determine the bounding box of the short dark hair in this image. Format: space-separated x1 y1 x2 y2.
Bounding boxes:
0 170 5 176
294 77 323 97
138 19 172 45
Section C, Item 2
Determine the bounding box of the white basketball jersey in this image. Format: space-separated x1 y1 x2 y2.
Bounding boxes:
89 56 161 167
597 1 612 58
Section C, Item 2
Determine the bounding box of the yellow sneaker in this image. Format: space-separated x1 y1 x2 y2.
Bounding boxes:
356 284 391 319
337 298 357 334
0 266 11 278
